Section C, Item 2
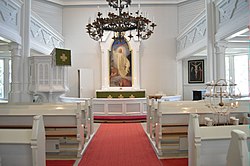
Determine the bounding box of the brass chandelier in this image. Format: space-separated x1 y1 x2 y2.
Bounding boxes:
86 0 156 41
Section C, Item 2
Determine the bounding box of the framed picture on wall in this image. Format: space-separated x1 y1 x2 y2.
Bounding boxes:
188 59 204 83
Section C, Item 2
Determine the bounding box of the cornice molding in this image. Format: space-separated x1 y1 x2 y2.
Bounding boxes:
45 0 188 6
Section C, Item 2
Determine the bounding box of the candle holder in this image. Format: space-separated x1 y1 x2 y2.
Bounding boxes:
203 79 241 125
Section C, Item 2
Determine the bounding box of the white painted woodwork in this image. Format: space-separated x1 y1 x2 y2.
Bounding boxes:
0 102 92 157
188 114 250 166
176 10 207 60
28 55 68 102
32 0 63 34
0 0 22 44
92 98 147 116
21 0 32 103
30 11 64 55
178 0 205 33
227 130 249 166
214 0 249 41
159 95 182 101
8 42 23 102
0 115 45 166
146 99 250 158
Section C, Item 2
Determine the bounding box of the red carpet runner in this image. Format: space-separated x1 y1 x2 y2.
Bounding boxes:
46 160 75 166
46 123 187 166
79 123 162 166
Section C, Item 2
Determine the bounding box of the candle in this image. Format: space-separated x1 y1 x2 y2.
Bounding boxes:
235 101 239 107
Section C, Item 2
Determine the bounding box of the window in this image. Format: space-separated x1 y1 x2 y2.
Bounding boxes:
0 57 11 99
0 59 4 98
225 54 249 96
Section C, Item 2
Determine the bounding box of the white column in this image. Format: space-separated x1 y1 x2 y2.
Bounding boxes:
21 0 32 102
206 0 216 82
8 42 22 102
215 41 227 80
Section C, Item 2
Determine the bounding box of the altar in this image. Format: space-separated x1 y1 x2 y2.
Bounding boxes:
96 89 145 98
90 32 147 118
92 97 147 116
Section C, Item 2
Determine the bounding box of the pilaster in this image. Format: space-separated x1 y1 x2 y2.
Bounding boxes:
8 42 22 102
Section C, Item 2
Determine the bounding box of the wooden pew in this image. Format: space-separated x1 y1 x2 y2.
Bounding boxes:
0 102 92 158
147 100 213 158
146 98 158 140
227 129 249 166
59 97 94 141
0 115 45 166
147 100 249 158
188 114 250 166
146 95 181 136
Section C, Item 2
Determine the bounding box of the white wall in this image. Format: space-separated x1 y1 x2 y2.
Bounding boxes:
140 5 178 96
62 4 178 97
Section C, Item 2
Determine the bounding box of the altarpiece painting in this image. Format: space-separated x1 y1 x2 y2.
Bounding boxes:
109 38 132 87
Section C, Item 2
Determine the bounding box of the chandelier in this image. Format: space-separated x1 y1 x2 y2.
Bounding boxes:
86 0 156 41
203 79 241 125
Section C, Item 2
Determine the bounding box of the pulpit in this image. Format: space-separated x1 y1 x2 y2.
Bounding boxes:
28 56 68 102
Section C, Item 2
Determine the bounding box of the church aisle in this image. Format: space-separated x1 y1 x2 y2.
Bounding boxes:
78 123 162 166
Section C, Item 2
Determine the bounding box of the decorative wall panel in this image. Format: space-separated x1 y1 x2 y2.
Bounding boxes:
178 0 205 33
0 0 21 31
216 0 248 26
176 10 206 58
30 12 64 54
215 0 248 41
0 0 22 43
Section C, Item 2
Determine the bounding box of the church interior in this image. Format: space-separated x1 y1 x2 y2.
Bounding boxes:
0 0 249 165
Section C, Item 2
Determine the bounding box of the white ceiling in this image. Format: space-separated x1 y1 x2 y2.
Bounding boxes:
45 0 189 6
